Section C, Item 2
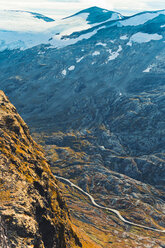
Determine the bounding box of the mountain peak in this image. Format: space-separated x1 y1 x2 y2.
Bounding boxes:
65 6 124 24
77 6 109 13
0 9 55 22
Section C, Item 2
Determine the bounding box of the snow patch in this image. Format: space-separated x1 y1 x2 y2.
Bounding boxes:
120 11 165 26
111 13 123 20
107 45 122 62
0 31 49 51
50 26 105 49
120 35 128 40
68 65 75 71
128 32 163 44
62 69 67 76
51 13 91 38
92 51 100 56
127 41 132 46
96 42 107 47
76 56 84 63
143 64 154 73
161 24 165 28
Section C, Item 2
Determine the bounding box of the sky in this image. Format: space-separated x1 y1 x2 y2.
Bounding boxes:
0 0 165 19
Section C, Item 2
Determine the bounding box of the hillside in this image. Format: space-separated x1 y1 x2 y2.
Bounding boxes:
0 90 98 248
0 6 165 247
0 91 164 247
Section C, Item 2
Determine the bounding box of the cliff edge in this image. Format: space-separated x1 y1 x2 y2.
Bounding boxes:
0 91 84 248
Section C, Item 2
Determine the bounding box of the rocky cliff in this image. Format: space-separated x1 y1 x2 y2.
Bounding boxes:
0 91 97 248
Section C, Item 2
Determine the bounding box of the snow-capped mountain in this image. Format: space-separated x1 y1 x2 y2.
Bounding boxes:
1 7 165 128
0 7 165 51
0 7 125 51
1 6 165 159
0 10 55 32
1 6 165 176
65 6 123 24
0 10 55 51
1 6 165 243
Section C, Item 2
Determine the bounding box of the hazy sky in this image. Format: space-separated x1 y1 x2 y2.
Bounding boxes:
0 0 165 18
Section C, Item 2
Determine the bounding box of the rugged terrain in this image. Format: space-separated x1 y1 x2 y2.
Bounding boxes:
0 6 165 247
0 90 164 247
33 130 165 247
0 90 99 248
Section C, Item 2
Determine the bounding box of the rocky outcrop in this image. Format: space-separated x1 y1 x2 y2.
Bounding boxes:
0 91 84 248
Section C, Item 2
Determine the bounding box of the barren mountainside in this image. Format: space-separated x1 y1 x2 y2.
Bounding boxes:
0 90 98 248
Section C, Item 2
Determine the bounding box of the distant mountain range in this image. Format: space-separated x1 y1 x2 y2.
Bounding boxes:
0 7 165 51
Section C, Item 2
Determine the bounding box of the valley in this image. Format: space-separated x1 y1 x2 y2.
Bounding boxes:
0 6 165 247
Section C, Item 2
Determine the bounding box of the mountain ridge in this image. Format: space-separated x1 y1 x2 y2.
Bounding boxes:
0 7 165 51
0 6 165 247
64 6 124 24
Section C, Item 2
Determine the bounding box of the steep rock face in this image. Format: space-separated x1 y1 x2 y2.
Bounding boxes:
0 91 83 248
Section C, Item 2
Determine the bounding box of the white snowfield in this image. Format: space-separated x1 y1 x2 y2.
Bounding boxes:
0 9 122 52
0 31 49 51
55 175 165 233
0 8 116 51
0 10 55 32
120 10 165 26
0 11 92 51
127 32 163 45
0 9 164 51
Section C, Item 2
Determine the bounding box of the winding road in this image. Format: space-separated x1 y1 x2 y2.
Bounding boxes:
55 175 165 233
